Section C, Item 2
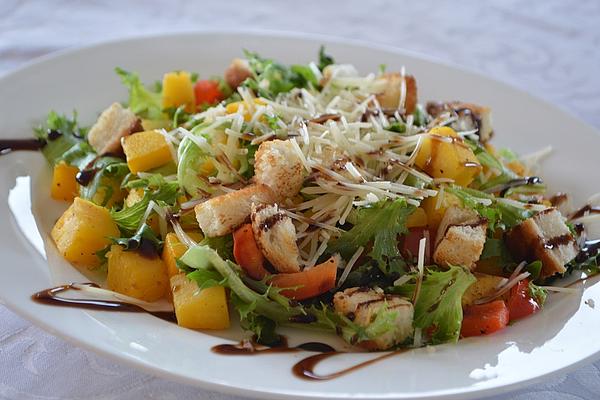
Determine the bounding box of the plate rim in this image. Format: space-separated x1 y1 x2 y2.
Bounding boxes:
2 29 600 400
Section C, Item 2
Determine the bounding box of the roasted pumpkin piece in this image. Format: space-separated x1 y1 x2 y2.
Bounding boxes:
162 71 195 113
420 191 462 233
121 130 172 173
51 197 119 268
406 207 428 228
225 99 266 121
161 232 204 279
170 273 230 330
461 273 506 307
51 162 79 201
106 245 169 302
414 126 482 187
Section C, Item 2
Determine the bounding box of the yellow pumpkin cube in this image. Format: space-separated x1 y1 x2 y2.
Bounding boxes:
170 273 230 330
106 245 169 302
162 71 195 113
507 160 527 177
122 130 173 173
414 126 482 187
51 162 79 201
225 99 266 121
462 273 506 307
162 232 204 278
421 191 461 233
406 207 428 228
51 197 119 269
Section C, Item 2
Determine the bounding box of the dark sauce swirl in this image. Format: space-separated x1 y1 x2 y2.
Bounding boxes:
33 283 416 381
32 283 176 322
0 138 46 155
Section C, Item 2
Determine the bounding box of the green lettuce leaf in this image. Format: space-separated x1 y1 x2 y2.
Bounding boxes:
179 245 359 344
110 174 180 234
115 67 163 120
34 111 91 166
414 266 475 344
317 46 335 71
108 223 163 258
79 157 129 207
176 135 213 197
329 199 415 275
447 186 534 232
528 281 547 306
242 51 317 99
392 266 475 345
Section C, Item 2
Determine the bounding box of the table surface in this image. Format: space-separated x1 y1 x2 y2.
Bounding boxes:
1 0 599 399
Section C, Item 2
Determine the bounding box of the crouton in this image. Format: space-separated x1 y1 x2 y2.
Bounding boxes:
87 102 142 155
251 203 300 273
224 58 252 89
462 273 506 307
194 184 276 237
375 73 417 114
320 64 359 86
333 287 414 351
253 139 305 200
433 206 487 269
426 101 493 143
505 208 578 279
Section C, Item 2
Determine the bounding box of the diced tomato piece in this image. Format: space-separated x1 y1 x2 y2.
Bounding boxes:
401 227 431 263
194 79 223 106
507 279 540 321
233 224 268 280
461 300 509 337
270 256 338 300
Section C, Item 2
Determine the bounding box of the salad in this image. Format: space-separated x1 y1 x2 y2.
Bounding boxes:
38 47 599 351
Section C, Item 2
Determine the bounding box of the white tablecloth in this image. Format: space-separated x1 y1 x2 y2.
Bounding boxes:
1 1 599 399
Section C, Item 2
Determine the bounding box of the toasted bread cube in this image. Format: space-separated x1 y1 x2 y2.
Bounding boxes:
334 287 414 350
107 245 169 302
122 130 172 173
51 197 119 268
51 162 79 201
87 102 141 155
224 58 252 89
195 184 276 237
414 127 482 187
162 232 204 279
375 73 417 114
170 274 230 330
433 206 487 269
462 273 506 307
506 208 578 279
162 71 195 113
251 203 300 273
254 139 305 200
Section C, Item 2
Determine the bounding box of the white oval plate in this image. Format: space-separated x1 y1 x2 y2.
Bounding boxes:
1 31 600 400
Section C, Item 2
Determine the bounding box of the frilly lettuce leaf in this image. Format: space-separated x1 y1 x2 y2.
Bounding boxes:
392 266 475 345
115 67 163 120
176 135 213 197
